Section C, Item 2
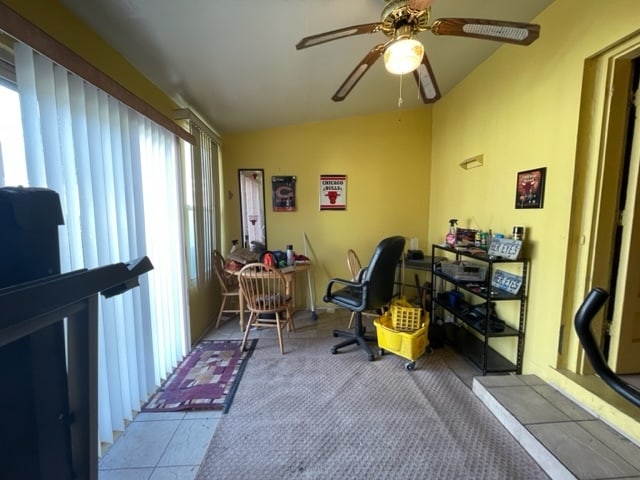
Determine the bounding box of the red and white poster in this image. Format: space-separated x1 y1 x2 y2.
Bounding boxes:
319 174 346 211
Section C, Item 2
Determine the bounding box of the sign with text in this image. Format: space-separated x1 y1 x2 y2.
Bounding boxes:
491 269 523 295
319 174 346 210
487 238 522 260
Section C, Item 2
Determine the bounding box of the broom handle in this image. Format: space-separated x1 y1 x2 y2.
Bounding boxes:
302 232 316 314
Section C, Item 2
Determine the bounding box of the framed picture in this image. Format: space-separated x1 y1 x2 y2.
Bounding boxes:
272 176 296 212
515 167 546 209
319 174 347 210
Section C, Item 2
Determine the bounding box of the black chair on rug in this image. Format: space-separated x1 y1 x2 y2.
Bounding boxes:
324 236 406 361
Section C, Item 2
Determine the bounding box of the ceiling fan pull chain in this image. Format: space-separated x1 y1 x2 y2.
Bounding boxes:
398 74 404 108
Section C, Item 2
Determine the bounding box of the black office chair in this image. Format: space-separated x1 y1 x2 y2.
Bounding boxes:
324 236 406 360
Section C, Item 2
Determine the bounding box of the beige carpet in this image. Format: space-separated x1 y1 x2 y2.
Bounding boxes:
196 334 548 479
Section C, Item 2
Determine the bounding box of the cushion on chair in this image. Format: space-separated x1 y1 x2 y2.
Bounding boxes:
252 293 292 309
328 286 365 310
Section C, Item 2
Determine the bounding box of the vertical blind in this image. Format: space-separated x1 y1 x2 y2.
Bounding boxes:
11 43 190 446
176 109 220 288
192 123 219 287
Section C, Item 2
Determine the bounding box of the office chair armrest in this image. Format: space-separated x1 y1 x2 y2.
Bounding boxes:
323 277 361 300
324 277 370 311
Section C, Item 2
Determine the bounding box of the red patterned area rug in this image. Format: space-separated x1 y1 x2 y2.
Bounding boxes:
142 339 257 414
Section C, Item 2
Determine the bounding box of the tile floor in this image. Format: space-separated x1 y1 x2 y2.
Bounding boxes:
98 309 640 480
97 310 343 479
474 375 640 480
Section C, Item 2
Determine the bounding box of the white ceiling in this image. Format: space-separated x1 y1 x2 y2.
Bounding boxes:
59 0 554 135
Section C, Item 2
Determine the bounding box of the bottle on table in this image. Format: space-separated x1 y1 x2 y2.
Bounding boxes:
286 244 295 266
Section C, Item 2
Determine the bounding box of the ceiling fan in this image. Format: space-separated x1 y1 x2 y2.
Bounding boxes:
295 0 541 103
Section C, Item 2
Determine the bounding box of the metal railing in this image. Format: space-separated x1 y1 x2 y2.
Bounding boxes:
574 288 640 408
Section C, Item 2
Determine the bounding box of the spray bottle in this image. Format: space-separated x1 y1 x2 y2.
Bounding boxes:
230 239 238 256
446 219 458 247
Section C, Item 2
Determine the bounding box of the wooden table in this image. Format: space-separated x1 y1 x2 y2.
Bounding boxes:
226 262 312 331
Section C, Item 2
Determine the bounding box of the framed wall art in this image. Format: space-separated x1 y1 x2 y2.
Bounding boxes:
272 175 296 212
319 174 346 210
515 167 546 209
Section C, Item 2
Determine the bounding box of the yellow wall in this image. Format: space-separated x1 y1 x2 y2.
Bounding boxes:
429 0 640 440
223 108 432 306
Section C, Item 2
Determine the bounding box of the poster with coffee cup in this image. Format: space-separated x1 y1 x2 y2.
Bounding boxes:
320 174 347 211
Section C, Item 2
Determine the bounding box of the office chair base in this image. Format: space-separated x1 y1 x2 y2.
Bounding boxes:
332 310 378 361
331 329 377 361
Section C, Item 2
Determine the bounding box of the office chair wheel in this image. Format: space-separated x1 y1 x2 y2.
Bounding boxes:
367 353 375 361
331 346 338 354
405 361 416 371
378 348 385 356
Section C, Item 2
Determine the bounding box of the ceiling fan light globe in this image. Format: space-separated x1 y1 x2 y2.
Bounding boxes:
384 38 424 75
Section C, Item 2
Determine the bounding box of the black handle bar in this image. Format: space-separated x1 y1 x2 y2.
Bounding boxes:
574 288 640 407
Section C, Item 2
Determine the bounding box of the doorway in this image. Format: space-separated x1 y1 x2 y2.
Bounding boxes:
564 39 640 379
604 57 640 374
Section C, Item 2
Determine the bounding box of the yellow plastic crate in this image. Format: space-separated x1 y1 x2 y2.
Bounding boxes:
374 313 429 364
390 299 422 331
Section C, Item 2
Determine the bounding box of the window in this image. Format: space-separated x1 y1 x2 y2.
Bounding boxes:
0 74 27 185
2 39 190 449
175 109 221 287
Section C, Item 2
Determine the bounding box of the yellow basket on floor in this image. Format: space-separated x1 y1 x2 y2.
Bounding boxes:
390 297 422 331
374 313 429 363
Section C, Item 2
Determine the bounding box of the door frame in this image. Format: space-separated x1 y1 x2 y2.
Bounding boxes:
559 35 640 375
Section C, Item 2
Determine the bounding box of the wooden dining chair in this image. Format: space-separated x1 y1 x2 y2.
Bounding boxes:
238 262 295 354
347 249 364 282
212 250 241 329
346 248 380 328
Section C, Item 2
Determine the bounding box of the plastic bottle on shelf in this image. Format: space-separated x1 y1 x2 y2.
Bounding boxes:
286 244 295 266
446 219 457 247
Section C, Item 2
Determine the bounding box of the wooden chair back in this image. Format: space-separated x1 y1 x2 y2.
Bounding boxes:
212 250 238 293
347 249 363 281
238 262 294 354
238 262 290 314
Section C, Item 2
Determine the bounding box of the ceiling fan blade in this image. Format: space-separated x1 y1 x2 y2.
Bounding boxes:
412 53 441 104
430 18 540 46
332 45 385 102
296 23 381 50
408 0 434 11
